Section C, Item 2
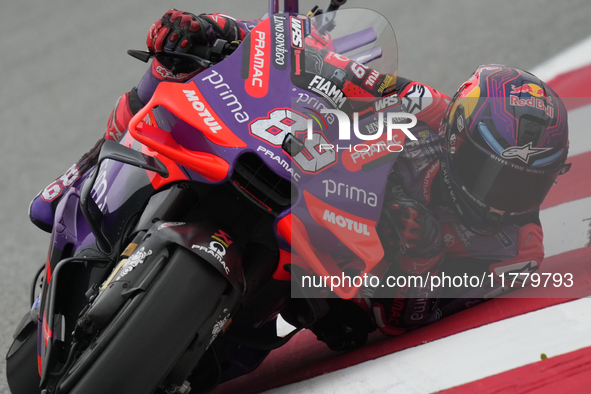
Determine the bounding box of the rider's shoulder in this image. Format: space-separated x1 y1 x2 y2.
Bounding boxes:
396 77 450 101
395 77 450 130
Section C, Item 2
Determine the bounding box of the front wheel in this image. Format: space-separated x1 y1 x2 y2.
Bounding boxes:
57 246 228 394
6 320 41 394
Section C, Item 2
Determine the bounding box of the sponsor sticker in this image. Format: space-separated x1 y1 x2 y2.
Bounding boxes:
114 247 153 281
323 179 378 207
245 21 271 98
272 15 288 70
307 75 347 109
500 142 552 164
509 95 554 118
290 17 304 49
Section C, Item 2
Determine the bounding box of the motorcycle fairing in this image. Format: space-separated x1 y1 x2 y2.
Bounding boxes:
125 11 404 299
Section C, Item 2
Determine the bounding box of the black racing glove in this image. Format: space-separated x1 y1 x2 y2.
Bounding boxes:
310 299 375 352
382 183 444 259
147 10 241 73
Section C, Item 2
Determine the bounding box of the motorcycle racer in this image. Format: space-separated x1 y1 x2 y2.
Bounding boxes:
305 65 569 347
370 65 570 337
26 10 570 351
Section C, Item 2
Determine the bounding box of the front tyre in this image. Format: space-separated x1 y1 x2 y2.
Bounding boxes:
59 246 228 394
6 320 41 394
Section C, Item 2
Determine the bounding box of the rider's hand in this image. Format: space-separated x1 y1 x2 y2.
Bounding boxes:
380 187 445 275
147 10 244 74
310 299 375 352
382 184 444 260
147 10 214 56
387 197 443 255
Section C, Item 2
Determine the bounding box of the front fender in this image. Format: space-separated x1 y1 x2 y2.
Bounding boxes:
151 221 245 294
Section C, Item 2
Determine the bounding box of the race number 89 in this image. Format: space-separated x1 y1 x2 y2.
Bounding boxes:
249 108 337 173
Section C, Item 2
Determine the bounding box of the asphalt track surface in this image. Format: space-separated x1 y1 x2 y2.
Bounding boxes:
1 0 590 392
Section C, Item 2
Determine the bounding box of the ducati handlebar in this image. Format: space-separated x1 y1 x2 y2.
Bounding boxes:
326 0 347 13
127 39 239 72
129 0 349 69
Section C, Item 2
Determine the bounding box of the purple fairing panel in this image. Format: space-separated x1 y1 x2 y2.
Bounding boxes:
47 157 157 258
145 14 399 258
38 158 157 376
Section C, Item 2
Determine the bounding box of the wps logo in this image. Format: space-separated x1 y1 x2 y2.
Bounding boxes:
374 95 401 112
291 17 303 49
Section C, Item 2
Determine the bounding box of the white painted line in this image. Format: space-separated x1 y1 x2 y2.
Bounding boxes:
265 298 591 394
531 35 591 82
566 103 591 157
541 196 591 258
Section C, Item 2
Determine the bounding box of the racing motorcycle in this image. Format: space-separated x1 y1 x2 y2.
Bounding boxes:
6 1 409 393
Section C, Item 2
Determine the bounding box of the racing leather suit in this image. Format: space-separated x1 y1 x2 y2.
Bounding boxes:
370 80 545 335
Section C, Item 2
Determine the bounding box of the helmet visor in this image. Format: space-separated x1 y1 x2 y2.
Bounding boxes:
449 127 562 214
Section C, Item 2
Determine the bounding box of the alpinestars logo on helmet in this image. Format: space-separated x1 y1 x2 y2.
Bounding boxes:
500 142 551 164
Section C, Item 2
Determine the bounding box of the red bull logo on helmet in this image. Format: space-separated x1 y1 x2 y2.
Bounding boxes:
510 83 553 104
510 95 554 118
509 83 554 118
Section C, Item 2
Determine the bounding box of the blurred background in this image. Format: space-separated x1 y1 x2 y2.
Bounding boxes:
2 0 591 392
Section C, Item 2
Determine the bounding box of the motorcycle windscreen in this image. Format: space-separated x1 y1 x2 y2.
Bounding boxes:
307 8 398 76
